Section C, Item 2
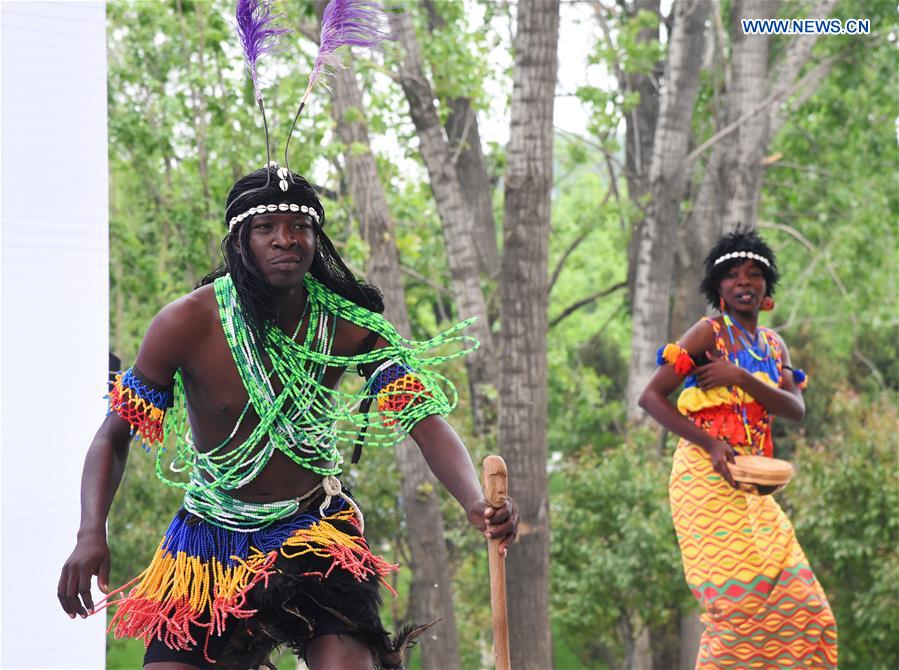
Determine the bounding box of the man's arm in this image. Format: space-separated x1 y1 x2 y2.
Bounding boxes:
58 414 131 617
350 324 519 554
58 293 208 618
410 415 519 554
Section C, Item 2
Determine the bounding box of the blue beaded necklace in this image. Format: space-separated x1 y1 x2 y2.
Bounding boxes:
722 313 765 453
723 313 769 362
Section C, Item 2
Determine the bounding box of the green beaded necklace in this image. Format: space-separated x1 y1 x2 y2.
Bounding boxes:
153 273 477 530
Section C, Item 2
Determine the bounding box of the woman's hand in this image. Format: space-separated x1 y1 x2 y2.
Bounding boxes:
705 439 738 488
695 350 746 390
467 498 520 556
58 531 110 619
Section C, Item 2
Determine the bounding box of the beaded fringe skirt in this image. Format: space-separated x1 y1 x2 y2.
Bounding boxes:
669 440 838 669
98 493 406 668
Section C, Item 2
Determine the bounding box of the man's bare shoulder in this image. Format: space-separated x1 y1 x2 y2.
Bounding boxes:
135 285 219 380
331 313 387 357
155 284 218 336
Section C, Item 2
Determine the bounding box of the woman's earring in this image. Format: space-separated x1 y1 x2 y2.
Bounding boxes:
719 297 726 313
761 296 775 311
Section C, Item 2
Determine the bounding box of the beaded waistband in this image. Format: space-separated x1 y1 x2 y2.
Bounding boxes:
182 474 364 533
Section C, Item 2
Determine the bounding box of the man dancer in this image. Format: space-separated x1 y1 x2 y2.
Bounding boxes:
59 166 518 669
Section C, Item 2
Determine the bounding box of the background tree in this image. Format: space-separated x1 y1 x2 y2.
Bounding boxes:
498 0 561 666
320 12 462 666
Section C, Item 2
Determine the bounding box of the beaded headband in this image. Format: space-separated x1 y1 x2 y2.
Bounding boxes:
713 251 771 268
229 202 321 233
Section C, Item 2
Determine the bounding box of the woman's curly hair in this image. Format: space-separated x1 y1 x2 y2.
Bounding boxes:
699 231 779 310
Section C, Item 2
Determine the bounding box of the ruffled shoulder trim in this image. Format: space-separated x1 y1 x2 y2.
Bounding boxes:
656 343 695 376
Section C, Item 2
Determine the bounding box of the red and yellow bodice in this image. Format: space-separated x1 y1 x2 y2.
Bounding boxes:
658 318 807 457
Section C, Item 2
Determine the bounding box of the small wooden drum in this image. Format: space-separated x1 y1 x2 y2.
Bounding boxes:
727 455 794 495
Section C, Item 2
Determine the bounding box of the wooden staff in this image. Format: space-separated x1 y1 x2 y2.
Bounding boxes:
482 455 511 670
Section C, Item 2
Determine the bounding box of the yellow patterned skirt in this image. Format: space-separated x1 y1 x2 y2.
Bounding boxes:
669 440 838 668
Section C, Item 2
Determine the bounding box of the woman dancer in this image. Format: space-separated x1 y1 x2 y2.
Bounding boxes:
640 231 837 668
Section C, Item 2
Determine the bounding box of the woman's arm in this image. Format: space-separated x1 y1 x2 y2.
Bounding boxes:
693 332 805 422
638 320 739 487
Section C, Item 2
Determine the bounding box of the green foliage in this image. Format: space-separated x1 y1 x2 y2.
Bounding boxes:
548 147 631 456
761 9 899 400
578 6 661 146
551 440 692 668
413 0 499 116
783 390 899 669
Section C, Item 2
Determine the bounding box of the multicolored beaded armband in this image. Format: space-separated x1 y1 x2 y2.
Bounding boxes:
785 366 809 391
107 367 171 449
656 343 696 377
367 360 436 431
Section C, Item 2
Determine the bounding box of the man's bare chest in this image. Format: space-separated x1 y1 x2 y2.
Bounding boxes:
179 320 349 446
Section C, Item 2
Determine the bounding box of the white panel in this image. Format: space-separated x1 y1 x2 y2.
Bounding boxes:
1 2 108 668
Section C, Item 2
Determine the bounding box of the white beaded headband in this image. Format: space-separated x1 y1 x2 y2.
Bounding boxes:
228 202 320 233
713 250 770 268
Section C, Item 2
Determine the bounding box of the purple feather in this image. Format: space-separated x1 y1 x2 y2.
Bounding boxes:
302 0 391 103
235 0 289 102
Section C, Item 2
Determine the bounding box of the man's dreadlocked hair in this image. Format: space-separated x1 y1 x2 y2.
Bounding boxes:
699 230 779 310
200 167 384 339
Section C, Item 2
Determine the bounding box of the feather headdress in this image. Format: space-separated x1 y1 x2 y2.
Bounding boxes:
235 0 289 182
233 0 391 186
302 0 391 106
284 0 391 175
235 0 288 103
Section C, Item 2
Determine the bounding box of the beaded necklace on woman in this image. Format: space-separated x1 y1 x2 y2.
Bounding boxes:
721 312 773 454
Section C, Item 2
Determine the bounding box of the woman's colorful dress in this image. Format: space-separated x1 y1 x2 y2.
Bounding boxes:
660 317 837 668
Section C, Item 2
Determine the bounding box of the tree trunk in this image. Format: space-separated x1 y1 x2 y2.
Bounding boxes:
498 0 559 667
669 0 837 338
626 0 711 422
327 49 461 670
677 609 703 669
720 0 774 233
615 0 663 303
389 6 497 435
421 0 499 276
445 97 499 276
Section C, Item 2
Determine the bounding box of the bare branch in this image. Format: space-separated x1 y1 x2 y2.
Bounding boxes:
712 1 731 94
549 281 627 329
592 2 625 82
554 126 639 182
398 263 452 298
768 0 839 105
548 188 613 296
758 220 847 296
449 107 474 165
549 230 589 296
688 37 844 167
602 153 631 231
684 91 777 165
758 220 887 389
297 19 319 43
765 161 835 179
769 54 837 137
